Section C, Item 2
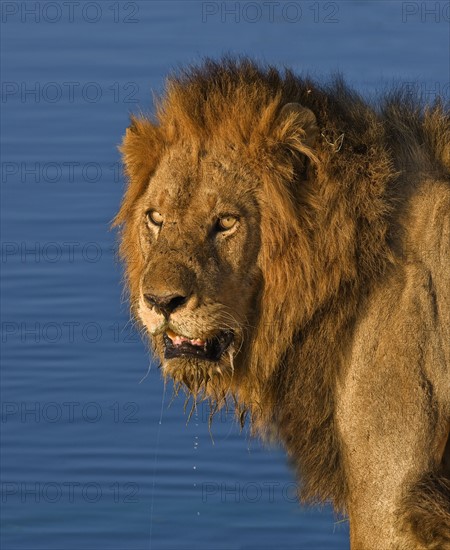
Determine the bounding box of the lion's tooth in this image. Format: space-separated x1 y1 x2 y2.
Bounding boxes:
191 338 206 346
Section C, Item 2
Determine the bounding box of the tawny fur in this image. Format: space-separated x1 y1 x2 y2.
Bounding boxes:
114 58 450 549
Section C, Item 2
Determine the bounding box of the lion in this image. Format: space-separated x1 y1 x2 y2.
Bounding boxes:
114 58 450 549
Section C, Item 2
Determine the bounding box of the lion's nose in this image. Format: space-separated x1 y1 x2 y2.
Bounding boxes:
144 292 188 317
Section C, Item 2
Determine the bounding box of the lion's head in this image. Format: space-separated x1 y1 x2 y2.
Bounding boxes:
114 58 392 420
114 60 322 405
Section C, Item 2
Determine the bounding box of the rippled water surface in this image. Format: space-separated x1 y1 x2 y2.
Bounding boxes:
1 2 448 548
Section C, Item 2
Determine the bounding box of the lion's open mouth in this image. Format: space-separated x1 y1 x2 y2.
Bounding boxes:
163 329 234 362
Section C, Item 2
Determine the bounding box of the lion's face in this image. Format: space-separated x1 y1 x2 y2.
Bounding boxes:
133 144 262 390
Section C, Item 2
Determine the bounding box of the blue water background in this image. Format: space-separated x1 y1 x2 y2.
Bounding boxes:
1 1 448 548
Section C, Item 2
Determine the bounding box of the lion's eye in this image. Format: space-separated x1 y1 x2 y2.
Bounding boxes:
146 210 164 227
216 215 238 232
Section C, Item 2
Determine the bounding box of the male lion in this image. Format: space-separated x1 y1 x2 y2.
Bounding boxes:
114 58 450 549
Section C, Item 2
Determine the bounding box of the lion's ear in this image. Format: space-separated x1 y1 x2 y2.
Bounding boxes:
273 102 319 162
113 116 162 227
